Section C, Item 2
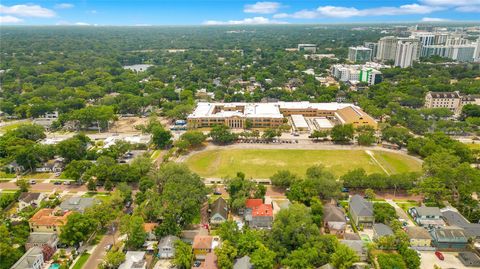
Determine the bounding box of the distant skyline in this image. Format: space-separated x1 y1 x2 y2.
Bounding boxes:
0 0 479 26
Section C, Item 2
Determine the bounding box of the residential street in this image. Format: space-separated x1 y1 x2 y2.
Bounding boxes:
82 230 120 269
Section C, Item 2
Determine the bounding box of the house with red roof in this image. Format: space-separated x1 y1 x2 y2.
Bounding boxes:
244 199 273 229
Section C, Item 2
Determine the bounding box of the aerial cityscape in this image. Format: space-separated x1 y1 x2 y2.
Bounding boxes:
0 1 480 269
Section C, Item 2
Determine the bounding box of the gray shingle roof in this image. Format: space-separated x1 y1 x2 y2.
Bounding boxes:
18 192 41 203
374 223 394 237
350 195 373 217
405 226 432 240
27 232 57 244
414 206 442 217
323 204 346 223
442 209 480 238
59 197 97 212
432 227 468 242
210 197 228 219
158 235 179 249
234 256 253 269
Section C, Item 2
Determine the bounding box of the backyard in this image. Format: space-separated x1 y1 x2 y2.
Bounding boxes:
185 149 422 179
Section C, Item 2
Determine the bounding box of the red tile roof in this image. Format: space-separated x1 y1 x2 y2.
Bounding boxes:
245 199 263 209
29 209 72 227
252 204 273 217
193 235 213 249
143 223 158 232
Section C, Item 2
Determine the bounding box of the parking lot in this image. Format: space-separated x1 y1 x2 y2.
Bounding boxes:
419 251 466 269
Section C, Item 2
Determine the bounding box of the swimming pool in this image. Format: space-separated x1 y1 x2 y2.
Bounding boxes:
49 263 60 269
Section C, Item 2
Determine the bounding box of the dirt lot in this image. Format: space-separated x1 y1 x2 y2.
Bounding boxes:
419 251 465 269
109 116 149 133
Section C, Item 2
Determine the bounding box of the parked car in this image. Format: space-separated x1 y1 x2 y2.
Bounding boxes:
125 201 132 208
63 181 71 185
104 244 112 251
29 180 36 185
53 181 62 185
435 251 444 261
193 261 201 267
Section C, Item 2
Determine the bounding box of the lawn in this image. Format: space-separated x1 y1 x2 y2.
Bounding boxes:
72 253 90 269
0 120 32 133
467 143 480 150
185 149 422 179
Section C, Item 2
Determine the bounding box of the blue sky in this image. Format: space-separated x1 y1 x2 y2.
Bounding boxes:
0 0 479 25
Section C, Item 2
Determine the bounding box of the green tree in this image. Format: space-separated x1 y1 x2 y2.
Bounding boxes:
269 203 320 257
56 134 90 162
331 244 359 269
209 125 237 144
215 240 238 269
173 240 193 269
270 170 297 188
15 179 30 192
331 124 354 143
364 188 376 200
10 124 46 141
250 242 276 269
0 224 23 269
373 203 397 224
310 130 329 141
120 215 146 250
310 197 324 225
103 250 126 269
151 125 172 149
63 160 92 182
180 131 206 147
60 212 98 246
402 247 421 269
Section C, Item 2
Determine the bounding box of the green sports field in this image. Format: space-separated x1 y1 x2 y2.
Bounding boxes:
185 149 422 179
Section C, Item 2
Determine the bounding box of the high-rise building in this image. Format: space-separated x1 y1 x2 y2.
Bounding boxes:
364 42 378 60
360 68 382 85
395 39 420 68
377 36 398 61
445 36 468 46
410 32 435 47
348 46 372 63
331 62 387 86
421 43 477 62
434 32 449 45
474 38 480 62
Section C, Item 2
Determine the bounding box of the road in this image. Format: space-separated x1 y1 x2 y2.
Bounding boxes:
386 199 415 226
82 230 120 269
0 181 93 192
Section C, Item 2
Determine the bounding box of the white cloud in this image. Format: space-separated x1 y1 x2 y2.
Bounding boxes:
55 3 74 9
275 4 442 19
0 4 55 17
204 16 288 25
421 17 451 21
75 22 90 26
455 5 480 12
419 0 480 13
0 15 23 23
420 0 480 6
244 2 281 14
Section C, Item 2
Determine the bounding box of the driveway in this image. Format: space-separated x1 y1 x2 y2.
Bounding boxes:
385 199 415 226
419 251 464 269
